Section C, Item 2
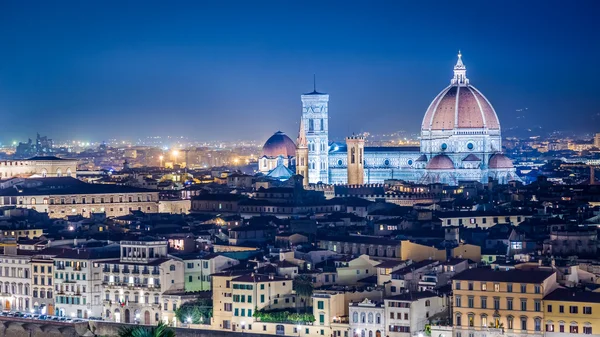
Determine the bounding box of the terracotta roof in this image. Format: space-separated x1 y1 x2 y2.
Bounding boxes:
452 268 554 283
426 154 454 170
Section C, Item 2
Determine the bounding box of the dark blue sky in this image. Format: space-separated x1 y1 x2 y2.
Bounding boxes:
0 0 598 144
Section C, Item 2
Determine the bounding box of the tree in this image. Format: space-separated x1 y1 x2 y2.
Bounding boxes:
174 299 212 324
118 322 176 337
293 274 314 309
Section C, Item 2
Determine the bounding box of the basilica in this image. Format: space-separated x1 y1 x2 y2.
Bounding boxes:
259 53 520 186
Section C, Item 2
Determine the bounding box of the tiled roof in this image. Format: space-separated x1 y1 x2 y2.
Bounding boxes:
452 268 554 283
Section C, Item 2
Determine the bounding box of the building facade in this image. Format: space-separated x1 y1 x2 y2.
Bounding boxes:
101 239 184 325
0 254 31 312
452 268 558 337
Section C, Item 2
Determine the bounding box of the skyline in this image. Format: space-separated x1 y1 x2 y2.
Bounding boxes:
0 0 599 144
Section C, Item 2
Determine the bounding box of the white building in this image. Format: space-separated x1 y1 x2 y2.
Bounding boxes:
301 86 330 184
0 253 32 312
101 239 184 325
54 247 119 318
349 298 386 337
384 291 446 337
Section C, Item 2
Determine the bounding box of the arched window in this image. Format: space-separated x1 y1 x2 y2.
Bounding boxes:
425 300 430 307
368 331 373 337
376 313 381 324
546 320 554 332
66 168 72 177
361 312 366 323
468 314 474 327
481 314 488 327
507 315 514 330
30 198 36 205
368 312 373 323
534 318 541 332
169 265 176 271
56 168 62 177
353 312 358 323
455 313 462 326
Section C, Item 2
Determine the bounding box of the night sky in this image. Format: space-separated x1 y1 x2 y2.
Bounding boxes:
0 0 599 144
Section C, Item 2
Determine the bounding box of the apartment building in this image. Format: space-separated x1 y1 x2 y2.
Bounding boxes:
54 247 119 318
543 288 600 336
452 268 557 337
101 239 184 325
0 254 31 311
31 254 54 314
384 291 446 337
181 253 239 291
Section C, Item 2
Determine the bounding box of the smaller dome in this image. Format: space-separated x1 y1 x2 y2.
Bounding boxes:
262 131 296 158
416 154 428 162
426 154 455 170
489 153 514 169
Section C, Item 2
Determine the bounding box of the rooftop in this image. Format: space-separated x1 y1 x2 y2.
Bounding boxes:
452 268 555 283
385 291 439 302
543 287 600 303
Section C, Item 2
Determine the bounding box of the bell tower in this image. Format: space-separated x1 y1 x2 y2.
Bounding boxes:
301 77 329 184
346 135 365 185
295 118 309 188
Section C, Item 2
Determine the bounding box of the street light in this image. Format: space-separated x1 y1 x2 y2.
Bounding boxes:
159 155 164 167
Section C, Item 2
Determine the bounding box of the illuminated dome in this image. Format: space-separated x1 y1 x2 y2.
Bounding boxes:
262 131 296 158
421 52 500 132
426 154 455 170
488 153 514 169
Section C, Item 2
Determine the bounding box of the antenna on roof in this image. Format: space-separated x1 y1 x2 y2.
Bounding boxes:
313 74 316 92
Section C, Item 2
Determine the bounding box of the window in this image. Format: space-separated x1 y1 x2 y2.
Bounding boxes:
559 305 564 313
481 283 487 291
481 315 487 327
494 297 500 310
317 301 324 310
455 296 461 307
494 283 499 292
570 306 579 314
547 305 552 313
507 316 514 330
455 282 461 290
571 324 579 334
520 284 527 293
455 314 462 326
535 301 541 312
481 297 487 309
584 306 592 314
507 283 513 292
584 326 592 334
534 285 540 294
560 323 565 333
534 318 541 331
468 314 474 327
521 299 527 311
468 297 474 308
546 323 554 332
521 317 527 331
468 282 473 291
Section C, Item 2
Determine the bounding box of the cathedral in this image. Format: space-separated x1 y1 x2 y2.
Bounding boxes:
260 53 520 186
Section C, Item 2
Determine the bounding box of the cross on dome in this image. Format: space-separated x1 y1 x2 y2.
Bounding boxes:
451 50 469 86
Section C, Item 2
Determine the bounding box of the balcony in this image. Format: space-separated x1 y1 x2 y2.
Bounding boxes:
102 268 110 273
112 267 120 273
152 270 160 275
122 269 130 274
142 270 150 275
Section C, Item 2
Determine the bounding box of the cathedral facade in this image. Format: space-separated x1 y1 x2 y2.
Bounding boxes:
263 53 520 186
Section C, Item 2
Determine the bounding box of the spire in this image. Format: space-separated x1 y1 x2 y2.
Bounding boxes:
297 120 307 148
313 74 316 93
451 50 469 86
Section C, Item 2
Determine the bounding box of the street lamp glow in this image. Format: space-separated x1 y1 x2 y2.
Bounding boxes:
187 317 192 323
172 150 179 157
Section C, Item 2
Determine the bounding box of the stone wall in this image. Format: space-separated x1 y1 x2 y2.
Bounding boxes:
0 319 275 337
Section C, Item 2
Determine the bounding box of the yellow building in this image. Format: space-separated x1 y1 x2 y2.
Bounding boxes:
452 268 557 337
543 288 600 335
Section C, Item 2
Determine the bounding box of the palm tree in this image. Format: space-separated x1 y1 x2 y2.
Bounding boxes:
118 322 176 337
293 274 314 310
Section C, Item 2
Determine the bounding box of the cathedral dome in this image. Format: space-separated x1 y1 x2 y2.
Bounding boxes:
426 154 455 170
262 131 296 158
488 153 514 169
421 52 500 132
